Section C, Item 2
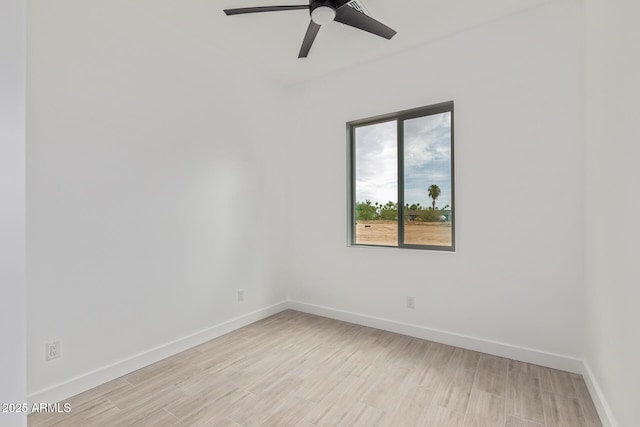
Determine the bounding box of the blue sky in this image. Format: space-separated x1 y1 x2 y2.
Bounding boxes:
354 112 452 209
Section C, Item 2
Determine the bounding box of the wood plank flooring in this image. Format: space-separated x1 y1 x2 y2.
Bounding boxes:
28 310 602 427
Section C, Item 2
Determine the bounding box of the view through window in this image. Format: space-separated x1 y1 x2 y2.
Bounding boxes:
349 102 454 250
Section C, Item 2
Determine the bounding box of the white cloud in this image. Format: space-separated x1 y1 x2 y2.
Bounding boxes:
353 112 452 207
404 112 451 168
355 121 397 204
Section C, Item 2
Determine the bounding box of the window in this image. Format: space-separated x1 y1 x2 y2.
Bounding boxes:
348 102 455 251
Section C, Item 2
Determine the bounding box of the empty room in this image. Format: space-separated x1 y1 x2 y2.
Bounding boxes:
1 0 638 426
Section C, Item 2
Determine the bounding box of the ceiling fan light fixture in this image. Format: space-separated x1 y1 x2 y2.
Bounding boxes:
311 5 336 26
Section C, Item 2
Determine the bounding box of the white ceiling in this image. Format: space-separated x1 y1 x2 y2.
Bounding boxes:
143 0 554 85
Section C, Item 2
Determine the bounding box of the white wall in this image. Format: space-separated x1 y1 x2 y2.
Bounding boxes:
286 0 585 360
25 1 639 424
584 1 640 425
27 0 288 398
0 0 27 425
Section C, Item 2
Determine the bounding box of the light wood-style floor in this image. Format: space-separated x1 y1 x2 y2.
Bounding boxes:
29 310 602 427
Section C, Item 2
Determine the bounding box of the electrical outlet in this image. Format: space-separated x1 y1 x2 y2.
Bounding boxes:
237 290 245 302
46 341 60 361
406 296 415 309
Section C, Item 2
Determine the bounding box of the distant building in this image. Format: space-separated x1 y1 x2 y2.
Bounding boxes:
405 209 452 222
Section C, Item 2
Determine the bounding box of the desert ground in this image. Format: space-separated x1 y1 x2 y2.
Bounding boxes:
355 220 452 247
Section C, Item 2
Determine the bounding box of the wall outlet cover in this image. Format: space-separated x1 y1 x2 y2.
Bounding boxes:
46 341 60 361
406 296 415 309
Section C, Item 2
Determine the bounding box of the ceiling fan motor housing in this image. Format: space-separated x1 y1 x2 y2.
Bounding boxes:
310 0 337 25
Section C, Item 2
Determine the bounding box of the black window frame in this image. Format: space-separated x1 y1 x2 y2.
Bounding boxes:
347 101 455 251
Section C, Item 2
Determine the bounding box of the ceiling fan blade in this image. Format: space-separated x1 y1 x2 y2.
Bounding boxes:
224 5 309 16
299 20 321 58
334 5 396 39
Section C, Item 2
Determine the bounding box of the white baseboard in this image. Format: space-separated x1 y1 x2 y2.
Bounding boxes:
288 300 584 374
27 301 289 406
289 301 620 425
581 362 618 427
27 298 616 427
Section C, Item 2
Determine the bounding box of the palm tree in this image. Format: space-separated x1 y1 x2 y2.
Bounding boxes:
428 184 441 210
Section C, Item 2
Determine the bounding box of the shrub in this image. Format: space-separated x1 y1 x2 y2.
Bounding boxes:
355 200 378 221
419 209 441 222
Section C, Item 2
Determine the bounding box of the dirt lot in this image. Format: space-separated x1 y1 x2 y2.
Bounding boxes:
355 220 452 247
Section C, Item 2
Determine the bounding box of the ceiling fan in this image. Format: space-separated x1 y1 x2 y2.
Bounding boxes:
224 0 397 58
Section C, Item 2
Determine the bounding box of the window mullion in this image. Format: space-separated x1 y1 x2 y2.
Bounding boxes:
397 119 405 248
